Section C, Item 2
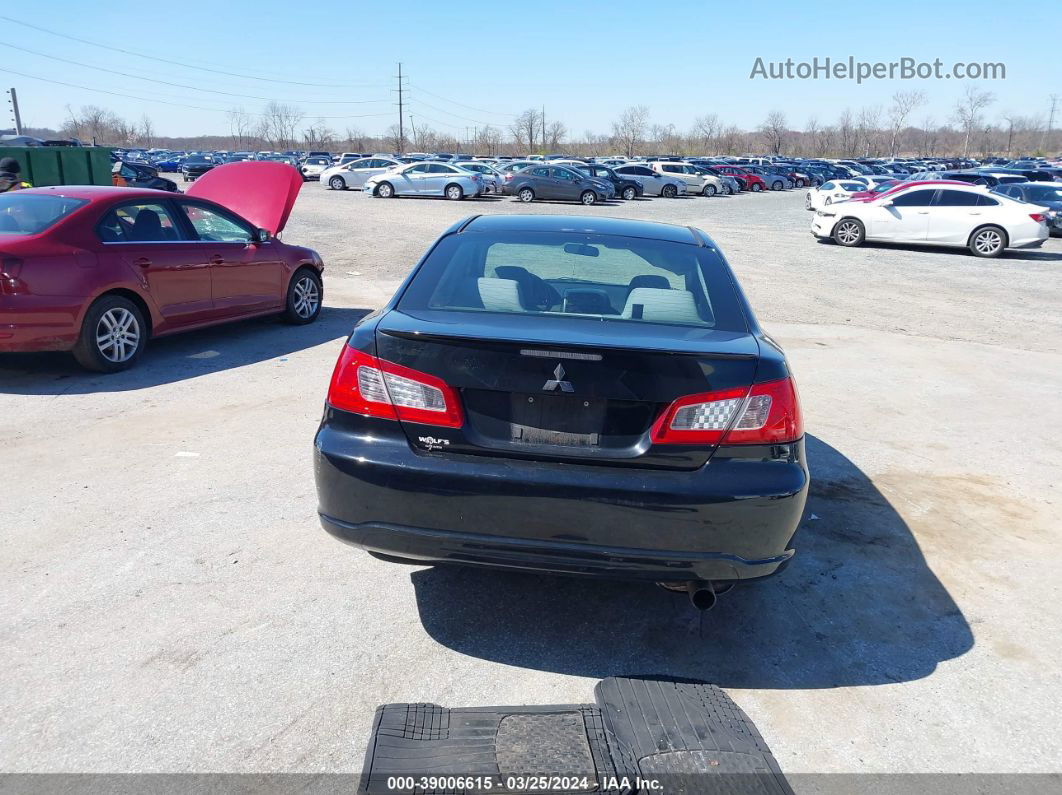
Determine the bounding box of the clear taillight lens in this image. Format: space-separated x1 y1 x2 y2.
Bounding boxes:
651 378 802 446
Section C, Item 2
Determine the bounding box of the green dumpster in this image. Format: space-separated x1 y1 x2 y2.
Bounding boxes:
0 147 114 187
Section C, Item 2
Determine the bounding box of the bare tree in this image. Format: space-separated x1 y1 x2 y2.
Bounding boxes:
759 110 787 155
919 116 937 157
228 108 254 150
691 113 719 153
382 124 403 153
816 124 835 157
509 108 542 155
954 84 994 158
546 120 567 151
837 108 855 157
856 106 881 156
611 105 649 158
479 125 502 156
137 115 155 148
343 127 366 152
261 102 304 151
718 124 743 155
887 90 925 157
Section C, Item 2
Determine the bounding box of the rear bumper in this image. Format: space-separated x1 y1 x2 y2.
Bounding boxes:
314 420 808 583
319 515 795 582
0 298 82 352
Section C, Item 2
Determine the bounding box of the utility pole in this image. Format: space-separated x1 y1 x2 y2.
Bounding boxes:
395 63 406 154
541 105 546 154
408 114 417 152
7 87 22 135
1042 94 1058 153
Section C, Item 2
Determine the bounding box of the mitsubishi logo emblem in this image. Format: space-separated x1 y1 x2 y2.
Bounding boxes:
542 363 574 392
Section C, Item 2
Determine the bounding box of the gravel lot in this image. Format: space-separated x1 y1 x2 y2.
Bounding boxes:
2 183 1061 784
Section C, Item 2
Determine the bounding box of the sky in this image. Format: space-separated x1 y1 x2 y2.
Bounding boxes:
2 0 1059 140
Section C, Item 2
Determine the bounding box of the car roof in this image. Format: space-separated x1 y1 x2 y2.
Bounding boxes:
459 214 702 245
18 185 176 201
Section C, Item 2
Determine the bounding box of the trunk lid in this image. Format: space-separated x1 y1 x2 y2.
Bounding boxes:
374 309 760 469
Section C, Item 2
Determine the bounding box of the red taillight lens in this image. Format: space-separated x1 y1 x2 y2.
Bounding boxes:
326 346 463 428
1029 213 1046 222
650 378 802 446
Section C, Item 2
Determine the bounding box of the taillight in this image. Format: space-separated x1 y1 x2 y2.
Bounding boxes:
326 346 463 428
504 174 513 181
650 378 802 446
0 257 25 296
1029 213 1046 222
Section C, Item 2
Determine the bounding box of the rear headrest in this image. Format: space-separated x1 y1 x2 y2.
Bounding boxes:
627 274 671 292
621 287 702 324
477 278 523 312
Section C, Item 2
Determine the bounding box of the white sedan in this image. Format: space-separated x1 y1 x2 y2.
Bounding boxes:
811 183 1049 257
321 157 401 190
365 162 483 200
299 156 333 181
804 180 870 211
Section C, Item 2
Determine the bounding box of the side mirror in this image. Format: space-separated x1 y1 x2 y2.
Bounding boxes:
253 228 272 243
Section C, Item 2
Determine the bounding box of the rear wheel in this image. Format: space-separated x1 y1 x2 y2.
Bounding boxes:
517 187 535 202
376 181 394 198
702 184 716 196
969 225 1007 257
794 178 805 188
580 190 598 205
445 183 464 200
283 268 322 324
328 175 346 190
72 295 147 373
621 186 637 201
833 217 865 247
661 184 678 198
751 182 762 192
772 180 783 191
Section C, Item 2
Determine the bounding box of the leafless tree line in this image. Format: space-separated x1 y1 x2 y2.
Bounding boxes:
51 87 1059 159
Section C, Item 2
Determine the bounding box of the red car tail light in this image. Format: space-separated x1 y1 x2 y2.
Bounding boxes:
1029 213 1046 222
0 257 25 295
327 346 463 428
650 378 802 446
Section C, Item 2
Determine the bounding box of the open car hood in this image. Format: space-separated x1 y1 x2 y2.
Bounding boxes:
186 161 302 235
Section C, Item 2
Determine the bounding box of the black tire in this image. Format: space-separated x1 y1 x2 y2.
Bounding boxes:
283 268 323 324
375 181 394 198
72 294 148 373
328 175 346 190
968 225 1007 258
580 190 598 205
444 183 464 200
622 186 637 201
517 187 535 203
833 217 866 247
702 184 717 197
751 182 762 192
794 179 805 188
772 180 783 191
661 184 678 198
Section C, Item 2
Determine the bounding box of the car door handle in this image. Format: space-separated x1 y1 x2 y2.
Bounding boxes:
210 255 224 265
968 212 981 215
917 211 930 214
134 257 152 268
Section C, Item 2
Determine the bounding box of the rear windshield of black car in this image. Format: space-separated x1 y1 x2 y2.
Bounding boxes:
398 230 748 331
0 194 88 235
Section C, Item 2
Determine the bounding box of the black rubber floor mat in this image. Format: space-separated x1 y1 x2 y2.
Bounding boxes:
360 677 791 795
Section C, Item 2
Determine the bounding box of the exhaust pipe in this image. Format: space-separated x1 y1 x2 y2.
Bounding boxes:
686 581 718 611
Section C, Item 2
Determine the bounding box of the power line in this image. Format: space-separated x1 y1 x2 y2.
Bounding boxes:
408 83 517 117
0 67 394 120
0 42 390 105
407 95 496 127
0 14 386 89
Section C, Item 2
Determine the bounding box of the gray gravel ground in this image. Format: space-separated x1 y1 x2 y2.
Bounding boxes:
1 182 1060 784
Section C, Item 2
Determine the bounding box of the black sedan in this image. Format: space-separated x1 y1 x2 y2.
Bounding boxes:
314 215 808 608
181 155 216 182
111 160 177 192
994 182 1062 236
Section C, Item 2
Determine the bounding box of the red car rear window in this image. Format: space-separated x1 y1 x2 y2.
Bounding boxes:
0 194 88 236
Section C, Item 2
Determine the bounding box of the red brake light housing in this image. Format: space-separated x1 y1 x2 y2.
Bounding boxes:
650 378 803 446
326 346 463 428
1029 213 1046 222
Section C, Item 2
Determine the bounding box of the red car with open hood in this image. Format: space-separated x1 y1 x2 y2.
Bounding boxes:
0 161 323 371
